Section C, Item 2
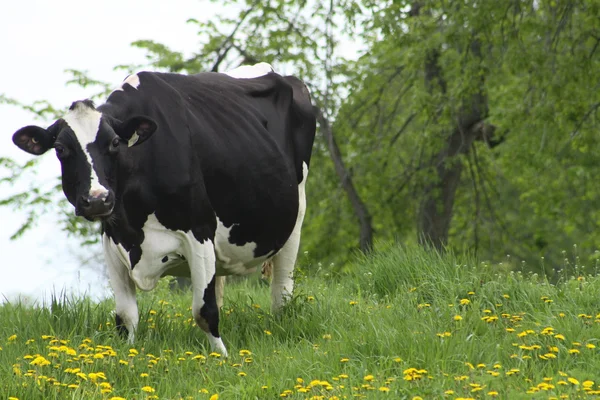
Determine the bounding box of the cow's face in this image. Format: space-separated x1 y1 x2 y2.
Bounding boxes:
12 100 156 220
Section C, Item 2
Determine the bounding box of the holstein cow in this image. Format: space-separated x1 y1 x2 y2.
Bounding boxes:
12 63 316 356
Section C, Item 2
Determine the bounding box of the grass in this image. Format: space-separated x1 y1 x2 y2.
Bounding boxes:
1 245 600 399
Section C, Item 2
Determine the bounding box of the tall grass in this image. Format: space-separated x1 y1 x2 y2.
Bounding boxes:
1 244 599 399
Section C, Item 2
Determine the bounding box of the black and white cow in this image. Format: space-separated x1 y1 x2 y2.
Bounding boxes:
12 63 316 356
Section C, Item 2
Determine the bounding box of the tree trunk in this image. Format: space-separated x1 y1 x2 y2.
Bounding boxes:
418 39 489 250
316 108 374 253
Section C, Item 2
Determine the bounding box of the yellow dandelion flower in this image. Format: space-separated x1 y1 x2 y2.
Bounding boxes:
411 395 420 399
210 394 219 400
30 356 51 366
444 390 454 394
555 334 565 340
140 373 149 378
460 299 471 305
454 315 463 321
586 343 596 349
349 301 358 305
264 330 272 335
488 391 499 396
340 358 349 363
322 334 332 340
238 372 247 377
141 386 155 393
568 377 579 385
394 357 402 362
239 349 252 356
8 335 17 342
569 349 580 354
364 375 374 381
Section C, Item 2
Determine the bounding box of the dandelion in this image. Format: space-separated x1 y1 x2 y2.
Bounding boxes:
141 386 155 393
364 375 374 381
322 334 332 340
454 315 463 321
340 357 349 363
30 356 51 366
460 299 471 305
238 372 247 377
140 373 149 378
568 377 580 385
239 349 252 356
587 343 596 349
264 330 272 335
210 395 219 400
488 391 499 396
568 349 580 354
349 301 358 305
7 335 17 342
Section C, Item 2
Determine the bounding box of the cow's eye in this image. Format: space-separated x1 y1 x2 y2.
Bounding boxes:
55 144 68 159
112 138 120 148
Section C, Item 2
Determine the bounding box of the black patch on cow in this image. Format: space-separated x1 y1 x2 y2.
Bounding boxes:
129 246 142 269
115 314 128 338
199 275 220 338
161 256 168 263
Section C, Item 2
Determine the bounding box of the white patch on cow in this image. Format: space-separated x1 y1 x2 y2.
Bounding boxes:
270 162 309 311
128 132 140 147
223 62 274 79
112 73 141 93
103 234 138 343
214 218 269 275
129 214 190 291
62 103 110 198
207 335 228 357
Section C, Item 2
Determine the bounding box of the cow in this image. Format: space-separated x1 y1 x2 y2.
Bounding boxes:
11 63 316 357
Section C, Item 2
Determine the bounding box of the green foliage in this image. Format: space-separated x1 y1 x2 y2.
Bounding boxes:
2 245 600 398
2 0 600 270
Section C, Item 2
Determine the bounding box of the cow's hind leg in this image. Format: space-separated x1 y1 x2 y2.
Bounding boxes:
215 276 226 309
187 236 228 357
271 166 308 311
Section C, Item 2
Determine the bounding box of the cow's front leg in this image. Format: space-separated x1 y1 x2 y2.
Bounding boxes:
103 234 138 343
186 236 228 357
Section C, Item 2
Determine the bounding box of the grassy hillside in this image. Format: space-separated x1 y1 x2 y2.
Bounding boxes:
1 245 599 399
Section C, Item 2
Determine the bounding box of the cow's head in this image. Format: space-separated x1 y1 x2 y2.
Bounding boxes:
12 100 157 220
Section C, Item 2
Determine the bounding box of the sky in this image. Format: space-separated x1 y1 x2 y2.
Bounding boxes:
0 0 213 304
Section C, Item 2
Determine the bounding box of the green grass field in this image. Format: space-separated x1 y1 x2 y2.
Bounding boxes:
1 245 599 399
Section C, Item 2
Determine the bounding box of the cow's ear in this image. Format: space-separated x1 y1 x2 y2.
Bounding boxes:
116 116 157 147
12 125 55 155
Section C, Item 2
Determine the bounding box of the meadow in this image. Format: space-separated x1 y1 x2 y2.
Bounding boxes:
1 245 599 399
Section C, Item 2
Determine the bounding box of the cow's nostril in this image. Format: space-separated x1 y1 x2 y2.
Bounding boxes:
80 196 90 206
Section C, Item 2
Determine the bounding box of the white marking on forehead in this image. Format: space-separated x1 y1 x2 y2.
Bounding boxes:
62 103 109 197
223 62 274 79
111 73 141 93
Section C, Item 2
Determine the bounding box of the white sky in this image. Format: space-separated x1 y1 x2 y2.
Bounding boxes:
0 0 210 304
